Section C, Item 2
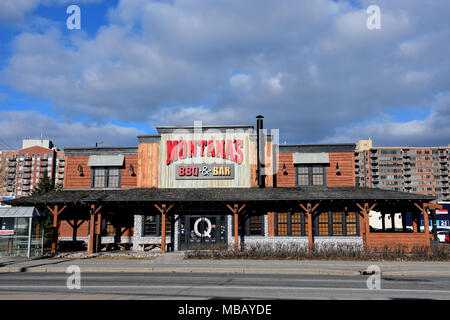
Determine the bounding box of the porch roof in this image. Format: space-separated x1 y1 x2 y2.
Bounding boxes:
4 186 435 206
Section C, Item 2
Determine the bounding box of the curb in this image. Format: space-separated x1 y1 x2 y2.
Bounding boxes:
2 266 450 276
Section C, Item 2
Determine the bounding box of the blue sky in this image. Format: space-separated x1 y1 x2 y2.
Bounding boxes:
0 0 449 149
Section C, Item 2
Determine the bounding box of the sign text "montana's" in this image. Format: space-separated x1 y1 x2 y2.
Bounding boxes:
166 139 244 165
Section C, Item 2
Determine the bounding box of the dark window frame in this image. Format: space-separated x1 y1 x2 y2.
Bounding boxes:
274 212 308 236
91 166 122 188
232 214 265 236
295 164 327 186
313 211 360 236
142 215 172 237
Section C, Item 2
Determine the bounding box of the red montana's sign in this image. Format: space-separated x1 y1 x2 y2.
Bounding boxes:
166 139 244 165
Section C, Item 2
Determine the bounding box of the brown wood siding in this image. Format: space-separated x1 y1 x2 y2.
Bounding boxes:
276 153 295 186
121 155 138 188
276 152 355 187
138 143 159 188
60 220 89 237
326 152 355 186
63 155 91 189
267 212 275 236
366 233 431 252
63 154 138 189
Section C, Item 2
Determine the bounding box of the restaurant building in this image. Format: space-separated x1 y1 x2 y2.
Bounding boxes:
7 117 441 253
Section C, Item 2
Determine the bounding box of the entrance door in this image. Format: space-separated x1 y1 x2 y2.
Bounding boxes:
179 215 227 250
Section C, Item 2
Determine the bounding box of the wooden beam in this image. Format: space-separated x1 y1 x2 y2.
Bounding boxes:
161 205 166 253
88 204 100 254
96 210 102 235
299 202 319 251
225 203 247 253
234 206 239 253
49 205 67 254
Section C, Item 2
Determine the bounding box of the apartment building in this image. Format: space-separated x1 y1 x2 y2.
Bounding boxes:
0 139 65 199
355 139 450 201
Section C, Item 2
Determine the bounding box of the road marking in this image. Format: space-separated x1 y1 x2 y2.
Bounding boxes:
0 285 450 295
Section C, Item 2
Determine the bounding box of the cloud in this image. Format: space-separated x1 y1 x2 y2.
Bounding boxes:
0 110 142 149
2 0 450 146
0 0 104 25
322 92 450 147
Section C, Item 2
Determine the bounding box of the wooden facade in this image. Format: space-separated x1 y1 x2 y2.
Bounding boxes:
6 124 441 254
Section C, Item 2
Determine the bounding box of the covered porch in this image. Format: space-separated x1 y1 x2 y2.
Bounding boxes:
5 186 439 254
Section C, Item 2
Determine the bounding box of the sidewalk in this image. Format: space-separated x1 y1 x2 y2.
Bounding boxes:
1 253 449 276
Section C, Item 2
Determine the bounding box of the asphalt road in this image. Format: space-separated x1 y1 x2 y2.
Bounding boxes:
0 272 449 300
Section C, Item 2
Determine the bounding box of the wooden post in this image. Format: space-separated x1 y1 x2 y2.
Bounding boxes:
226 204 246 253
161 206 166 253
300 203 319 252
88 204 102 254
88 206 96 254
414 203 430 236
47 204 67 254
52 205 58 254
154 204 174 253
356 203 376 248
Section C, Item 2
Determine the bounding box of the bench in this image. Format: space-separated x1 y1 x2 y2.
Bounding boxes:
139 243 171 251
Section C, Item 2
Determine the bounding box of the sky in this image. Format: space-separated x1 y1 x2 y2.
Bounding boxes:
0 0 449 150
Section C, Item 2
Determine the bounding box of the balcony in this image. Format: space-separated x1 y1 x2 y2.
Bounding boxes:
23 168 31 173
7 174 15 179
58 161 65 167
22 179 31 185
7 168 16 173
7 161 17 167
403 158 411 163
24 155 32 161
24 161 32 167
22 186 30 191
58 168 65 174
39 167 48 173
6 187 14 192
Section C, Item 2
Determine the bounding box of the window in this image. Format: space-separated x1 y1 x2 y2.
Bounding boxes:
317 212 329 235
275 212 307 236
276 213 288 236
332 212 343 235
233 215 265 236
143 215 172 237
346 212 358 235
315 211 359 236
296 164 326 186
92 167 121 188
